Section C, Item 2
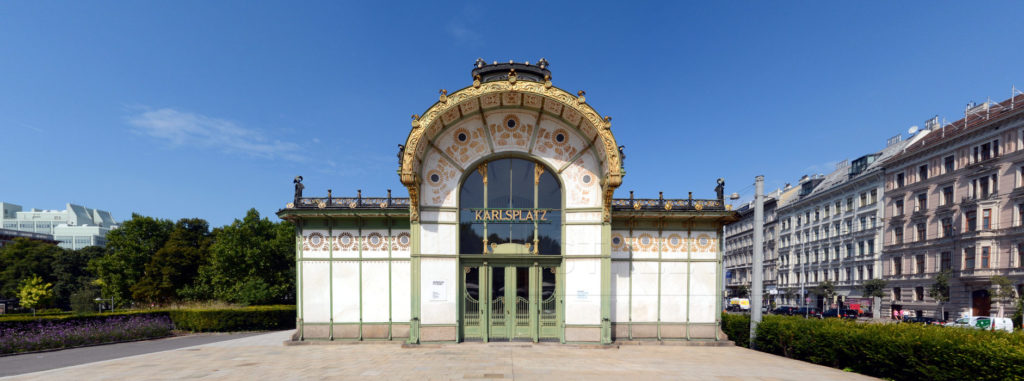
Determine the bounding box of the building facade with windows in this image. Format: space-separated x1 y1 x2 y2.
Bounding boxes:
0 202 118 249
775 135 914 311
881 94 1024 320
277 60 737 344
723 188 793 305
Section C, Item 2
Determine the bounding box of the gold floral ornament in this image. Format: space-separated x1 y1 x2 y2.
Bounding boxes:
694 202 703 211
286 202 294 209
664 201 673 211
316 200 327 209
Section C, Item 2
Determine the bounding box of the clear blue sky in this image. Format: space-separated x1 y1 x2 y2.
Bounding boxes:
2 2 1022 226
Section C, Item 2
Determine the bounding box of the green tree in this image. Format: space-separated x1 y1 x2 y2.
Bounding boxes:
815 280 837 309
131 218 212 303
18 275 53 315
735 285 750 298
928 270 951 321
89 214 174 305
51 246 105 310
862 279 887 298
990 275 1016 318
187 209 294 305
0 238 60 299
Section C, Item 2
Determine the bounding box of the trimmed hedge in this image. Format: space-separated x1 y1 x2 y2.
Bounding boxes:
721 313 750 348
752 315 1024 381
168 305 295 332
0 305 295 333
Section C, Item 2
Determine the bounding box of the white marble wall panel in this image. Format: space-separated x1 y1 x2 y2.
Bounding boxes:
390 230 411 259
434 116 490 169
611 231 630 259
630 261 659 322
420 258 456 324
484 110 535 153
332 261 360 323
631 230 659 260
301 261 331 323
689 262 717 323
391 261 411 322
420 149 460 208
420 223 456 255
332 230 360 259
565 224 602 255
564 211 602 223
562 153 602 209
689 230 719 260
361 261 390 322
421 211 458 223
611 261 631 322
533 116 587 171
660 262 688 322
661 231 688 260
361 229 390 259
301 229 330 259
564 258 601 324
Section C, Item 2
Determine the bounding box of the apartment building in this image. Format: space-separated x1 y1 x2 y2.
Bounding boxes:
724 191 779 299
881 94 1024 320
776 135 914 310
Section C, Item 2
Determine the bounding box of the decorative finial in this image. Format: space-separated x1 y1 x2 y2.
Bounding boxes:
508 60 514 64
508 68 517 84
475 58 485 68
537 58 548 69
544 74 552 88
577 90 586 103
439 89 448 103
473 74 482 88
411 114 420 128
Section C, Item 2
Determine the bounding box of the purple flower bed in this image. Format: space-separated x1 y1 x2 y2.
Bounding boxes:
0 314 173 355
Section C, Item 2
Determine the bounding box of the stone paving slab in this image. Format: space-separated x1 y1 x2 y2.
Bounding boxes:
4 331 877 380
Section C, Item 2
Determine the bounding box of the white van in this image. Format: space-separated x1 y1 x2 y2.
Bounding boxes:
947 316 1014 333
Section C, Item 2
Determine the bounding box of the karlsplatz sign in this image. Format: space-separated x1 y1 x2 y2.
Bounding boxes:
471 208 553 223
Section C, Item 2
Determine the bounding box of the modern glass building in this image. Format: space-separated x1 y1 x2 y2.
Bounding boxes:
277 60 738 344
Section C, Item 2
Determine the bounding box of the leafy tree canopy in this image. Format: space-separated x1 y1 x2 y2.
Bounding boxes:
88 213 174 304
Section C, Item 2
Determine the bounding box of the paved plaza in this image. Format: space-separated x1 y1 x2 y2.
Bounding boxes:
5 331 877 380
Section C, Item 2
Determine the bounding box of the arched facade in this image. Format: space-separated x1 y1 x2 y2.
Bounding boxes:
279 60 738 345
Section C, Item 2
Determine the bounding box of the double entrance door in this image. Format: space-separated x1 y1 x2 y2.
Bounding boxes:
462 263 559 342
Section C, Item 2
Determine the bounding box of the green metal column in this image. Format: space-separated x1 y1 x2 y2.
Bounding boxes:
601 222 612 344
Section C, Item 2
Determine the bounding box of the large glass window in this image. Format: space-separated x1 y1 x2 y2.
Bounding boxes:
459 158 562 255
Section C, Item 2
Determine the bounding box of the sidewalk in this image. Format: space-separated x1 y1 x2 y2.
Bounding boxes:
5 331 877 380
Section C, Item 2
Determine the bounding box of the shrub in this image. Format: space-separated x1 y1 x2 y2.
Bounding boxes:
753 315 1024 381
721 313 750 348
70 288 100 314
167 305 294 332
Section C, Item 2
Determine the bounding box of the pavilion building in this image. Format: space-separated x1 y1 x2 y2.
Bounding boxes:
277 60 738 344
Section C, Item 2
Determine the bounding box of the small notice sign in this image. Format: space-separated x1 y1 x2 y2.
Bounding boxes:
431 280 447 301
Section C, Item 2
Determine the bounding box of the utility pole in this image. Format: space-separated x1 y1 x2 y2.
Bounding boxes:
750 175 764 349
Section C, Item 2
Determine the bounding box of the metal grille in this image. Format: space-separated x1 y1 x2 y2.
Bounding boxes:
464 289 480 339
490 296 506 338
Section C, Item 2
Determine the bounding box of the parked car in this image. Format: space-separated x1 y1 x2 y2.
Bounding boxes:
902 316 938 325
793 307 822 318
771 306 798 315
948 316 1014 332
822 309 859 319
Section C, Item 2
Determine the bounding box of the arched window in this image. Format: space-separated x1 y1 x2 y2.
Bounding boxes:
459 158 561 255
